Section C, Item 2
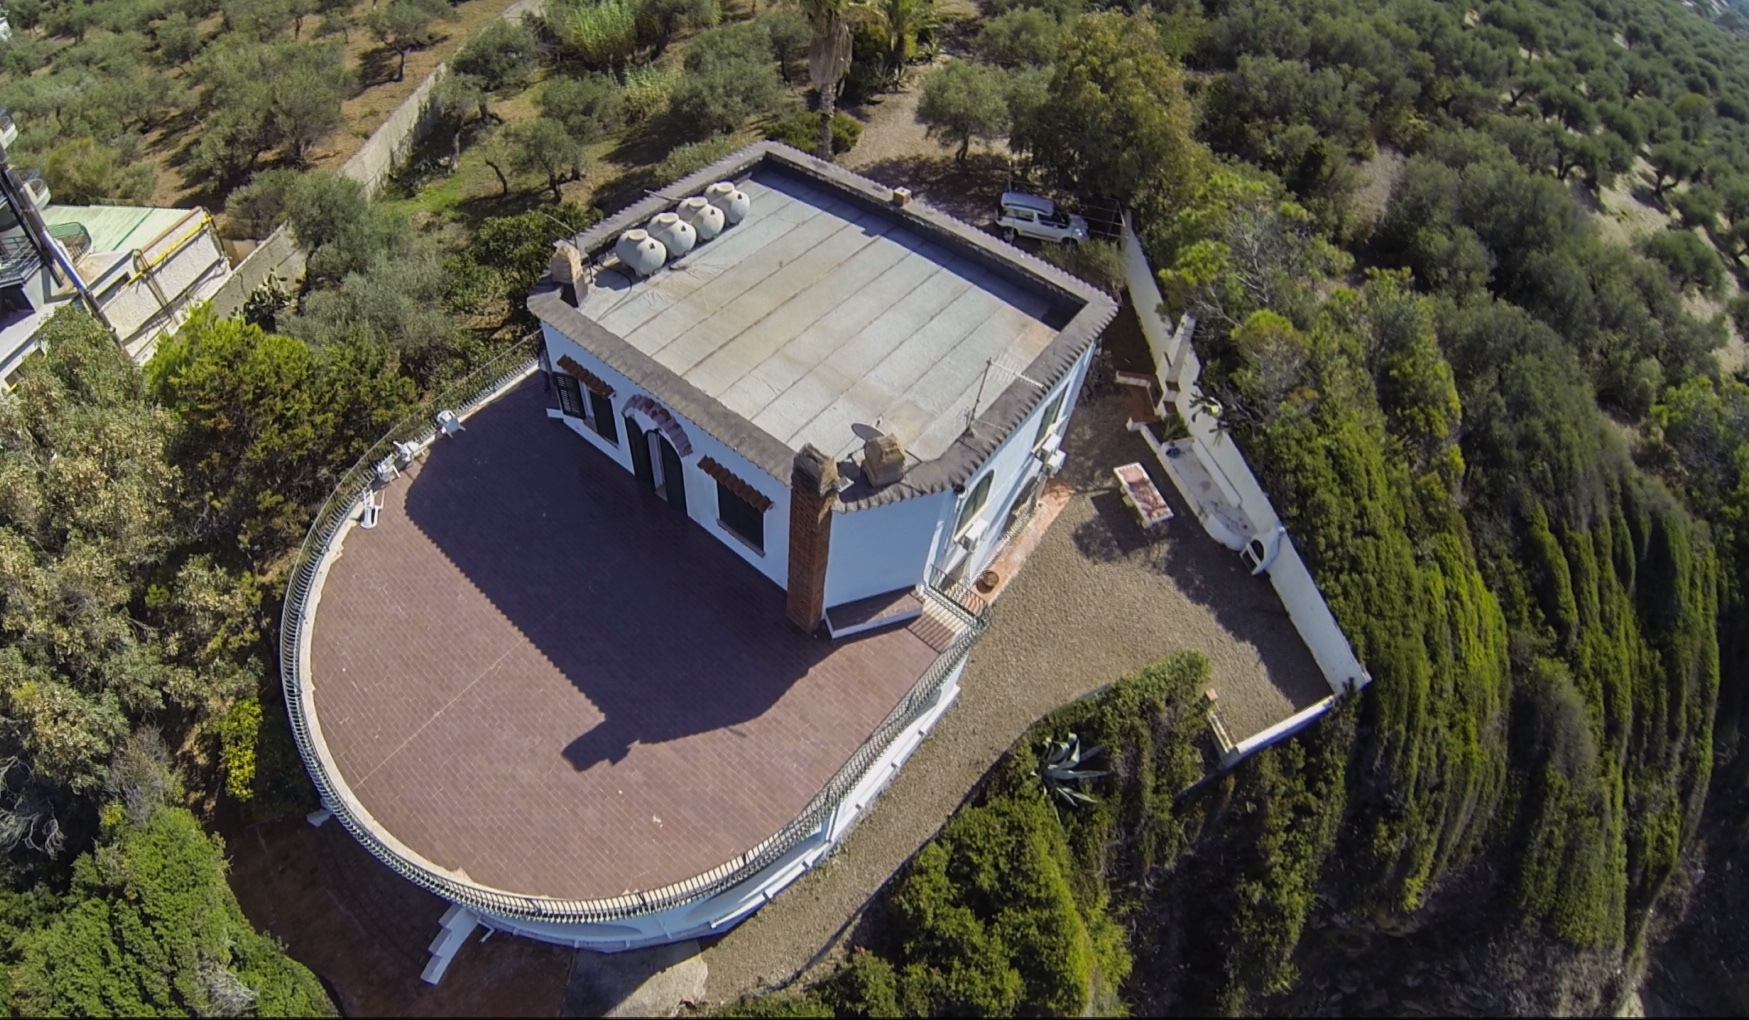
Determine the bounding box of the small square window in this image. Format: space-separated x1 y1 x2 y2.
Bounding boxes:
718 481 765 552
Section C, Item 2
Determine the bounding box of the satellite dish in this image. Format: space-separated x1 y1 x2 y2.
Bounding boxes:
851 421 887 442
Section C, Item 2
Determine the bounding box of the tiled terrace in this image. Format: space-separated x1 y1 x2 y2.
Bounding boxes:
306 376 951 901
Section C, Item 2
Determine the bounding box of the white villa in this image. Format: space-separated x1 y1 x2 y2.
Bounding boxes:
530 142 1117 635
284 142 1116 975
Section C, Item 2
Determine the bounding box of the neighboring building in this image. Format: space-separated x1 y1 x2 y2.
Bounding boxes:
530 142 1117 636
0 109 234 386
283 142 1116 973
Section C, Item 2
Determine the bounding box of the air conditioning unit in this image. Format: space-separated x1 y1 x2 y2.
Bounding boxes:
1035 432 1062 459
1043 450 1066 475
958 518 989 550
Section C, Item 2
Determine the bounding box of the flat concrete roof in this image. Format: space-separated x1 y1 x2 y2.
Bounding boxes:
575 172 1061 464
42 204 193 254
533 144 1119 507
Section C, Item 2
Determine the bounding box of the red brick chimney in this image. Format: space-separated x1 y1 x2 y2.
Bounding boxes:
786 444 838 632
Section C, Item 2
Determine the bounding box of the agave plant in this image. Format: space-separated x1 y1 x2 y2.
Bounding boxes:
1036 733 1110 809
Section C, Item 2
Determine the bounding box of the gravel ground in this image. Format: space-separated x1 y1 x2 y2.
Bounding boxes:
699 392 1330 1004
839 63 1017 227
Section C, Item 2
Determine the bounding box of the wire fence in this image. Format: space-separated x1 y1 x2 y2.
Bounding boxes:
277 346 989 925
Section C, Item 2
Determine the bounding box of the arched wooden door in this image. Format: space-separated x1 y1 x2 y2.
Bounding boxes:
626 417 686 513
654 433 687 512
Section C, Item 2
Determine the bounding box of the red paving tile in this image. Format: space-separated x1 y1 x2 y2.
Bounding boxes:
308 377 941 900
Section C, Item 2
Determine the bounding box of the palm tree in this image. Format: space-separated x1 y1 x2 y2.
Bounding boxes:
798 0 882 160
880 0 936 76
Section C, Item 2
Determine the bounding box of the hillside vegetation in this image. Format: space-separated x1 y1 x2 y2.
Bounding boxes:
717 0 1749 1013
3 0 1749 1012
0 0 541 208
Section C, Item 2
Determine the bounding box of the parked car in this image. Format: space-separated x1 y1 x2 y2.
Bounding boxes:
996 192 1090 246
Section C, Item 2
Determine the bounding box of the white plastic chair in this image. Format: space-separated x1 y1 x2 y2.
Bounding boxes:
360 491 383 529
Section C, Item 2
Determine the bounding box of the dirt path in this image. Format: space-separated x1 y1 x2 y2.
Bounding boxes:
841 74 938 172
839 59 1019 227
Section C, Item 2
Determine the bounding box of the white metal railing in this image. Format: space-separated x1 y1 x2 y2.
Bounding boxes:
278 343 989 924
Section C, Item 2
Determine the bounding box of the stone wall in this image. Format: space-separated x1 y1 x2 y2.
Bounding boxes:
340 0 550 199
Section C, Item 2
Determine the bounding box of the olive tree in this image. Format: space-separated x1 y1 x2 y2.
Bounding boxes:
915 61 1011 162
366 0 456 82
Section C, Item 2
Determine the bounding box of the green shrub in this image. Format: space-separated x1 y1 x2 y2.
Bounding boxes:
622 63 681 123
670 28 782 137
540 73 626 142
821 950 900 1017
653 136 739 185
766 111 862 155
1038 239 1124 294
9 793 332 1015
1640 227 1725 296
216 698 262 801
550 0 639 70
451 17 538 90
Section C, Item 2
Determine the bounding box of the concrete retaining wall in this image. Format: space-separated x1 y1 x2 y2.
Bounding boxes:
1121 216 1370 696
339 68 451 199
206 227 306 320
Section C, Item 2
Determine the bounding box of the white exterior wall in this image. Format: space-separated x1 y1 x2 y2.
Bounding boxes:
824 490 954 607
1121 217 1369 694
541 324 791 587
541 322 1095 600
929 350 1096 580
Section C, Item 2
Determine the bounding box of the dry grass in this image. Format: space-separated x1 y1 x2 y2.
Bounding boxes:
119 0 529 208
1584 156 1675 250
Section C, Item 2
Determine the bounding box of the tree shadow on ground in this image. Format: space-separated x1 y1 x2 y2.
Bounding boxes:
358 47 408 89
1060 397 1328 710
848 152 1010 224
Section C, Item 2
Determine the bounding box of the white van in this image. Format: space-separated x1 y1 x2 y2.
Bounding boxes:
996 192 1090 246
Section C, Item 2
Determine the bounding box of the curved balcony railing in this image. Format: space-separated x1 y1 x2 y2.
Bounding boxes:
48 221 90 262
279 340 989 925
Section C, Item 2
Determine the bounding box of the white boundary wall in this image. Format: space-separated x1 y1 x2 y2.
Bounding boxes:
1122 216 1370 696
